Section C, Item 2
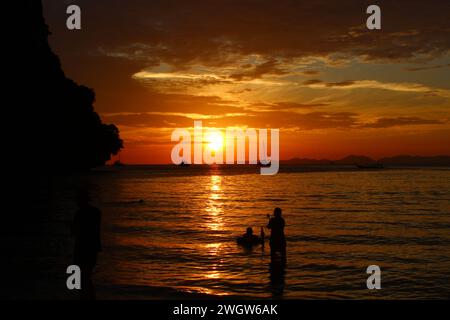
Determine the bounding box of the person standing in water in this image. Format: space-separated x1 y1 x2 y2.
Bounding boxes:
72 191 102 300
267 207 286 257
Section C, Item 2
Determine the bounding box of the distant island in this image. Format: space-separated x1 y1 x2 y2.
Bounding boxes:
281 155 450 167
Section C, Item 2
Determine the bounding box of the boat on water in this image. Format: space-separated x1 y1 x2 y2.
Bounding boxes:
112 152 126 167
113 160 125 167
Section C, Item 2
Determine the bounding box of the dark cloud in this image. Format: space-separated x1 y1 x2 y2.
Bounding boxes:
135 75 230 92
42 0 450 135
105 110 359 131
326 80 356 87
258 102 329 110
103 91 244 115
202 111 360 130
302 79 358 88
226 88 253 94
302 70 320 76
229 59 287 81
405 64 450 72
103 113 194 128
303 79 324 85
362 116 444 128
44 0 450 71
105 111 446 131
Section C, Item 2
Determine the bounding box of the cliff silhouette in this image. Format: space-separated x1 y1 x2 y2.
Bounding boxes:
1 2 123 298
13 1 122 171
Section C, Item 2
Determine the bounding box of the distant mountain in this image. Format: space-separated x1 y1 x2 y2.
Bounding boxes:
379 155 450 167
334 155 375 165
281 157 333 165
282 155 376 165
282 155 450 167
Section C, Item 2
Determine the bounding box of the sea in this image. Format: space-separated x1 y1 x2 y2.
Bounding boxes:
18 165 450 299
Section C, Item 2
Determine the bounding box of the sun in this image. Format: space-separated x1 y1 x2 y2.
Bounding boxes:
206 131 224 152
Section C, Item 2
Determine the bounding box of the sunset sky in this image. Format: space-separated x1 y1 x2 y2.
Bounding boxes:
43 0 450 164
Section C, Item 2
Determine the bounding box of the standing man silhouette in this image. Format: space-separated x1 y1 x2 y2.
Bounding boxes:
72 191 102 300
267 207 286 257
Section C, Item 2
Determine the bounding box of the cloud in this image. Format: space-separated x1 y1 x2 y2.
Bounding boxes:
302 79 450 97
206 110 360 130
44 0 450 70
326 80 356 87
131 59 287 93
253 101 329 111
226 88 253 94
103 109 360 131
362 116 444 128
405 64 450 72
302 70 320 76
228 59 287 81
132 70 230 92
102 113 194 128
303 79 324 86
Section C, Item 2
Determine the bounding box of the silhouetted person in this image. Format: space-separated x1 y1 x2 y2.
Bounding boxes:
72 192 102 300
267 207 286 257
237 227 262 247
243 227 257 240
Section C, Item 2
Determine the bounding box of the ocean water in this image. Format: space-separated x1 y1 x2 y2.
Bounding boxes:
45 166 450 299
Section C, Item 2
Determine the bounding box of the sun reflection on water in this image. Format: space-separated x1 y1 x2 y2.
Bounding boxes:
204 243 226 281
204 175 224 231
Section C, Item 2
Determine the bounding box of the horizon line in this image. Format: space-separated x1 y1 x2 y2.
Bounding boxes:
109 154 450 166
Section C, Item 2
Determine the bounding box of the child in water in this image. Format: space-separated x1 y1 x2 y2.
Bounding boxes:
237 227 263 246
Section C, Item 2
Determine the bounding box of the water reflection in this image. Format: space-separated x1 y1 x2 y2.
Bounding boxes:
205 242 222 256
204 175 224 231
203 243 228 289
269 255 286 298
204 177 226 284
